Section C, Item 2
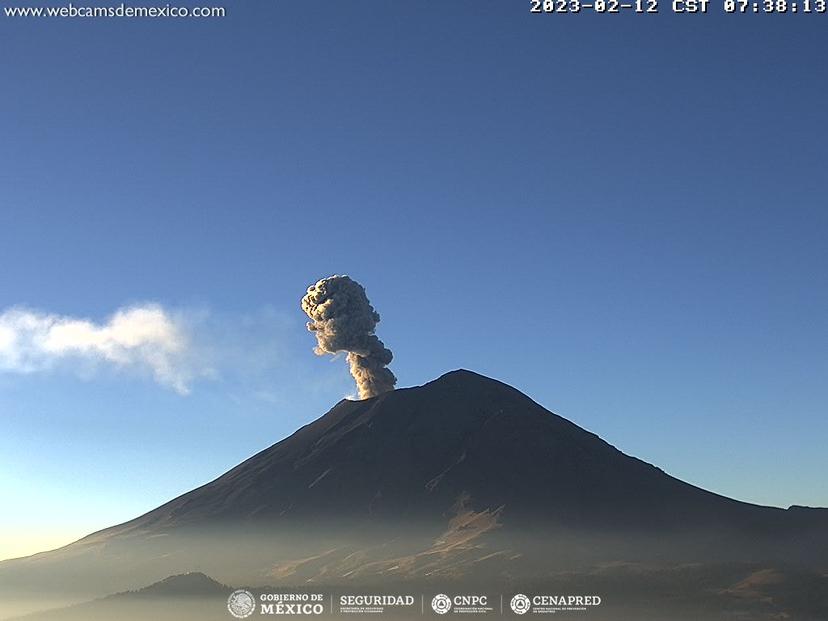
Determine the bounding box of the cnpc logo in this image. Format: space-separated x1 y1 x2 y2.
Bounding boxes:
431 594 452 614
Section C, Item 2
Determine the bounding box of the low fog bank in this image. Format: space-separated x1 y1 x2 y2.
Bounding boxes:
6 566 828 621
2 520 827 621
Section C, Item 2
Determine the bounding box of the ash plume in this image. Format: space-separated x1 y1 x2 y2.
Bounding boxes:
301 275 396 399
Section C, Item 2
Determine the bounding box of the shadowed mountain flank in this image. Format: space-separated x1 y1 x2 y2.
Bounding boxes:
2 370 826 619
101 369 825 537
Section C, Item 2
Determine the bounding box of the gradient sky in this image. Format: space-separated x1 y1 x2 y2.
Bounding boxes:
2 2 827 561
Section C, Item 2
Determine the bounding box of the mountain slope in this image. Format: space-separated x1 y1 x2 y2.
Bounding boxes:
100 369 824 534
2 370 826 619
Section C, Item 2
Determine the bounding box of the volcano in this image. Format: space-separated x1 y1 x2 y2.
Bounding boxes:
73 369 827 533
2 370 827 620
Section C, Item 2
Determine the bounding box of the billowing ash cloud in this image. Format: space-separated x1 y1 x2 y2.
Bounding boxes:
0 304 208 394
301 275 396 399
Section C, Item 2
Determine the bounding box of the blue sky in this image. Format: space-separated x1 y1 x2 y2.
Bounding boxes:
1 3 827 560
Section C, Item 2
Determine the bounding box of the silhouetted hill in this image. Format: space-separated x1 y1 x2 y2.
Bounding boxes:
119 572 228 597
6 573 230 621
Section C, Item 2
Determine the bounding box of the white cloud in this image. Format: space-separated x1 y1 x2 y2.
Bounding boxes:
0 304 209 394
